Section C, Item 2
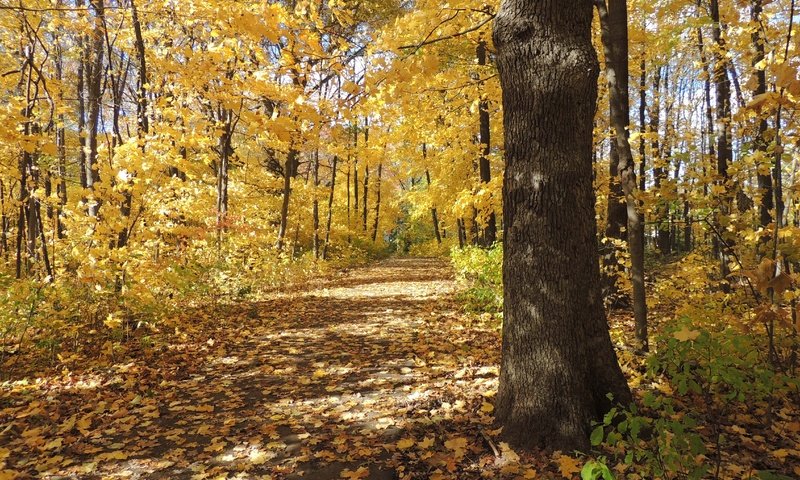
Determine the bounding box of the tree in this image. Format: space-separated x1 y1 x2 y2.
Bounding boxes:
493 0 632 451
476 38 497 246
596 0 649 351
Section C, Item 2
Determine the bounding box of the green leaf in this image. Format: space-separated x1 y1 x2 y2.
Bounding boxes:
590 425 605 446
756 471 796 480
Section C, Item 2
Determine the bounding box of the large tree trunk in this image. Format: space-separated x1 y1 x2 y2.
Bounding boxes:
477 40 497 246
493 0 632 451
597 0 648 351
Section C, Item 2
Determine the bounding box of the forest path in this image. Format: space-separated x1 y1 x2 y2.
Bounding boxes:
2 258 502 479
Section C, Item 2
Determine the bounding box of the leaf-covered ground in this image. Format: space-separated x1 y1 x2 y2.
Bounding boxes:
1 259 519 479
2 258 799 479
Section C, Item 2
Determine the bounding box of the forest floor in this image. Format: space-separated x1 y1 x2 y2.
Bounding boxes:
0 258 532 479
2 257 799 479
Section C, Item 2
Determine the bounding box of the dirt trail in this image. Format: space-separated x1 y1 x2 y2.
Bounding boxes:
1 258 501 479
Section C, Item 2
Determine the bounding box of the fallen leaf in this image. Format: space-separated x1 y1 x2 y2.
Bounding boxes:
555 454 582 478
397 438 415 450
340 466 369 479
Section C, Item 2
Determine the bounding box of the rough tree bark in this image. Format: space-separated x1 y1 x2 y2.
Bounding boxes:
493 0 632 451
597 0 648 351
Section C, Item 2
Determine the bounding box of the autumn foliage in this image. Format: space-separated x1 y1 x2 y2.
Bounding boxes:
0 0 799 478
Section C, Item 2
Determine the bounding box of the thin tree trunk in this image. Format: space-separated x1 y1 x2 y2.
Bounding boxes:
710 0 734 279
362 124 369 232
597 0 649 351
651 66 671 255
116 0 148 249
751 0 773 236
54 11 67 239
477 39 497 246
371 162 382 242
353 126 358 220
77 0 88 191
36 205 52 280
0 180 7 261
86 0 105 217
216 109 232 241
323 156 338 260
638 56 647 193
277 147 298 252
426 168 442 244
313 148 320 258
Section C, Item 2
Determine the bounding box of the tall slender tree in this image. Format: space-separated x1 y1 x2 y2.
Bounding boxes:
596 0 649 351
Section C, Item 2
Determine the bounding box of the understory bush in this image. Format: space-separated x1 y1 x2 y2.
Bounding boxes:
451 244 503 314
587 320 799 479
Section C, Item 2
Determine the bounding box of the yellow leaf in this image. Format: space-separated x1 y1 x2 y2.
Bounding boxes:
97 451 128 461
480 401 494 413
523 468 538 478
44 438 63 450
673 326 701 342
418 436 434 449
499 442 520 463
770 448 790 460
249 449 272 465
340 466 369 479
555 454 582 478
76 417 91 432
444 436 468 458
774 63 798 90
396 438 415 450
41 142 58 156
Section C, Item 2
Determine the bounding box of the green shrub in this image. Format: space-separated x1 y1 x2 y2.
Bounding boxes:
451 244 503 314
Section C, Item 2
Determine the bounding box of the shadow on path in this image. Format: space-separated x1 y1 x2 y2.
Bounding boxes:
0 257 500 479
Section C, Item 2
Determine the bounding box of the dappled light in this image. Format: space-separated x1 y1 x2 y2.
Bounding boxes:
1 0 800 478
